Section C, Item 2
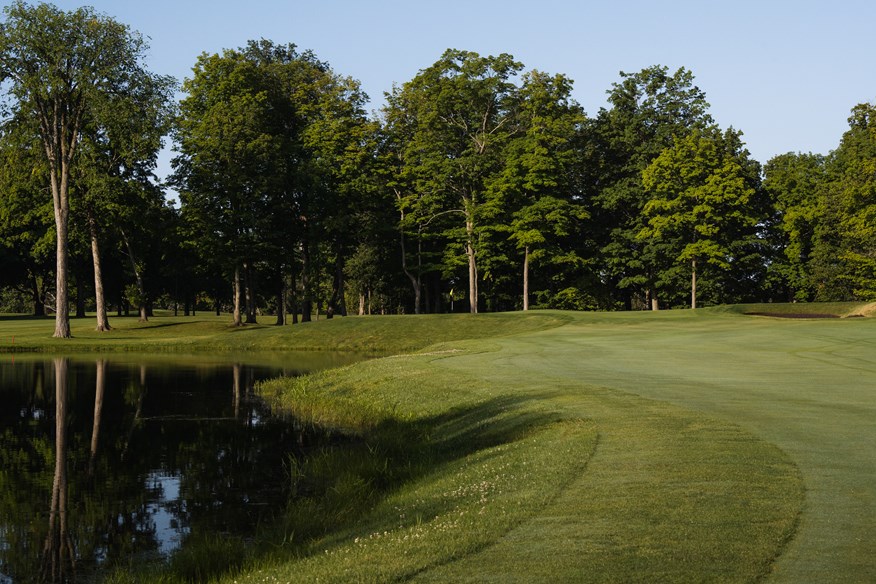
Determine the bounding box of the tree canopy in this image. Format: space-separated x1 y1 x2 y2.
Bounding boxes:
2 6 875 324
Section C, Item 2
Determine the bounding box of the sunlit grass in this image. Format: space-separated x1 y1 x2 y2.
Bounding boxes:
7 305 874 581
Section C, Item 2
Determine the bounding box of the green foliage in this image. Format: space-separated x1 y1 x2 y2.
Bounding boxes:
815 103 876 300
641 129 760 307
589 65 715 306
763 152 825 301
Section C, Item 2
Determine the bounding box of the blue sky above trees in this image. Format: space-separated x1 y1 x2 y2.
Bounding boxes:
21 0 876 172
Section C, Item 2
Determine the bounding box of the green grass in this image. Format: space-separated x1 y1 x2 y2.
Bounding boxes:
6 305 875 582
0 310 571 354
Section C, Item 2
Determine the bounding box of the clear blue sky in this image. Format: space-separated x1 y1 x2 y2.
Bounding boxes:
11 0 876 177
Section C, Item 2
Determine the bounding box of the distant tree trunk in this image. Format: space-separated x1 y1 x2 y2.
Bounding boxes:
244 262 257 324
232 265 243 326
650 288 660 311
466 214 478 314
274 271 285 326
120 229 147 322
691 258 697 309
395 193 423 314
89 214 111 331
327 256 347 319
522 246 530 311
75 270 86 318
29 272 46 317
300 243 312 322
358 293 366 316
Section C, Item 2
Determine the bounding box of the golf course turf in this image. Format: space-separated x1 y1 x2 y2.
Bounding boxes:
2 305 873 582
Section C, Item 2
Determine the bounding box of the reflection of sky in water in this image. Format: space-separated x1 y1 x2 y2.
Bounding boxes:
148 472 189 556
0 527 8 583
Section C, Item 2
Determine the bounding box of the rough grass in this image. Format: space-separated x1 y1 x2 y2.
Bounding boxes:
0 311 571 354
8 305 874 582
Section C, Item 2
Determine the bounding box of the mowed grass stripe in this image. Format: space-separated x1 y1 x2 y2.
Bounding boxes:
490 311 876 583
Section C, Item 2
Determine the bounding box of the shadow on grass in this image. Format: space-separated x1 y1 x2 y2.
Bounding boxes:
0 314 51 321
118 394 559 583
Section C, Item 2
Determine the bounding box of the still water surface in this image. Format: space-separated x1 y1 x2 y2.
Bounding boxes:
0 352 359 583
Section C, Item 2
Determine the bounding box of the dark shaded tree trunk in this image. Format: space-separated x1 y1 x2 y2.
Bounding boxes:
29 272 46 317
232 265 243 326
327 256 347 319
275 279 285 325
120 229 147 322
522 246 530 311
300 243 312 322
75 271 86 318
244 261 257 324
691 258 697 309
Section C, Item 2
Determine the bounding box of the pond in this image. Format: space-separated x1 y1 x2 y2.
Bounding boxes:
0 352 362 583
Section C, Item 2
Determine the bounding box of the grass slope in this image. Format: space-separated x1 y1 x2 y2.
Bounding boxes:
8 305 873 582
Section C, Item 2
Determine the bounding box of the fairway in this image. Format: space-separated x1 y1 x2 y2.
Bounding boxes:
430 310 876 583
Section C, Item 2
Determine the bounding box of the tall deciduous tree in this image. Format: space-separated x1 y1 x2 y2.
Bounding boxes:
590 65 713 309
495 70 588 310
75 69 175 328
813 103 876 300
385 49 523 313
0 1 156 337
640 129 758 308
763 152 825 301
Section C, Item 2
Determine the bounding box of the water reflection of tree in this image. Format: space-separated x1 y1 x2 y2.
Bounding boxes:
40 358 75 583
0 359 316 580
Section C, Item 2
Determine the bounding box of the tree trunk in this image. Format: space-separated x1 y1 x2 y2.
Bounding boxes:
466 217 478 314
400 224 422 314
75 271 86 318
335 258 347 317
274 273 285 326
244 262 257 324
691 258 697 310
650 288 660 311
89 214 111 331
120 229 148 322
358 293 366 316
301 243 312 322
50 164 71 338
29 272 46 317
522 246 530 311
232 265 243 326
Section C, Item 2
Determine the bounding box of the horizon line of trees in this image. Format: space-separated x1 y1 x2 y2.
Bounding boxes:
2 2 875 337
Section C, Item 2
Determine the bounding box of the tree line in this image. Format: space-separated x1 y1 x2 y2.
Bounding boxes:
1 2 874 337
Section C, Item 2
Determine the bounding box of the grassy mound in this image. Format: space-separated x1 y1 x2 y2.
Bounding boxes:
232 337 801 583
